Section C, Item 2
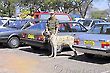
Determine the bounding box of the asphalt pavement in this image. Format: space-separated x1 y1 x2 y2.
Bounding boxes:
0 46 110 73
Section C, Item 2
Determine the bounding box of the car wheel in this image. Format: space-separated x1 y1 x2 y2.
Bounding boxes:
31 46 40 50
84 53 94 58
8 37 20 48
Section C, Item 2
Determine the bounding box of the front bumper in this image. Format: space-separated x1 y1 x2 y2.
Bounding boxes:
73 45 110 56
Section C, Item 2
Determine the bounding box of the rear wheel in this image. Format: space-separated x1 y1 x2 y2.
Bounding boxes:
8 37 20 48
84 53 94 58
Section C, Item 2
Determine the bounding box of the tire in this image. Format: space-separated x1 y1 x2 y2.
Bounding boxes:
8 37 20 48
84 53 94 58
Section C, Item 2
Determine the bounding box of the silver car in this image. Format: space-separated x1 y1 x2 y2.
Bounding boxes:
73 22 110 58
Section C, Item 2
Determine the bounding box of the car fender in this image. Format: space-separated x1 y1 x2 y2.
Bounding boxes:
8 33 20 40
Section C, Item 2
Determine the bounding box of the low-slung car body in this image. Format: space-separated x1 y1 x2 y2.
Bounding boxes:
20 21 87 52
73 22 110 57
0 19 35 48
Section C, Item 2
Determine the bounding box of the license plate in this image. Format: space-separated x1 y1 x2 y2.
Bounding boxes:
84 40 95 46
28 34 34 39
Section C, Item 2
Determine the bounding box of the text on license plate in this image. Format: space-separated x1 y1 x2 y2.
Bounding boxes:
28 34 34 39
84 40 95 46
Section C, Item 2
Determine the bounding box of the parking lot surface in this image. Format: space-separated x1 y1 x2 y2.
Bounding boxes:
0 46 110 73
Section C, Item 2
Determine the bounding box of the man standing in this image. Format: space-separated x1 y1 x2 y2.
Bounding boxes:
45 13 59 58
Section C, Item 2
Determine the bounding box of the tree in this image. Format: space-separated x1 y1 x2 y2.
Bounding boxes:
73 0 94 18
0 0 20 17
91 10 107 19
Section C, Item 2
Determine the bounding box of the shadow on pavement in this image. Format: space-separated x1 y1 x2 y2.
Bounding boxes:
69 54 110 64
20 47 51 56
0 44 8 48
20 47 73 57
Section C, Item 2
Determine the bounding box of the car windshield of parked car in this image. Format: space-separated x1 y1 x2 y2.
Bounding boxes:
79 20 92 27
40 14 50 20
0 19 3 25
91 20 105 27
58 22 86 32
4 20 28 29
88 24 103 34
40 14 70 21
0 19 8 24
78 20 85 24
27 22 46 30
55 15 70 21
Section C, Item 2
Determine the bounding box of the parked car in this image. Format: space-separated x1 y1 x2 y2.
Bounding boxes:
0 19 35 48
20 21 87 52
78 19 105 30
33 12 72 21
73 22 110 58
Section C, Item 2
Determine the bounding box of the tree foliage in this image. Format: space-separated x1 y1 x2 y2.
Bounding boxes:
91 10 107 19
0 0 93 18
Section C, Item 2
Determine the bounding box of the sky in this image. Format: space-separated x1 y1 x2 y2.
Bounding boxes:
93 0 109 10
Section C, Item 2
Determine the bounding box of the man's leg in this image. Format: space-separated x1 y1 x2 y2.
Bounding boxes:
48 34 56 57
48 39 54 57
53 44 57 58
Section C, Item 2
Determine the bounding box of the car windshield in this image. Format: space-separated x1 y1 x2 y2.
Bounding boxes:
40 14 70 21
40 14 50 20
0 20 3 25
78 20 85 24
58 22 87 32
0 19 7 25
27 22 46 30
55 15 70 21
79 20 92 27
88 24 103 34
27 21 86 32
1 19 8 24
4 20 28 29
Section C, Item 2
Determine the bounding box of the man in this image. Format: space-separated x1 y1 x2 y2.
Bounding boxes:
45 13 59 58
